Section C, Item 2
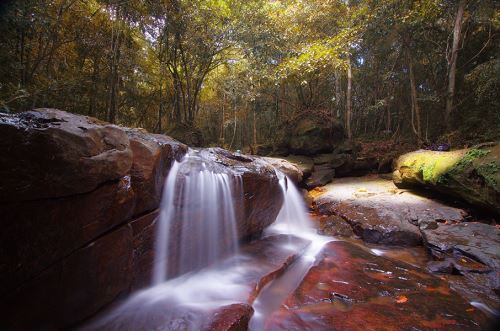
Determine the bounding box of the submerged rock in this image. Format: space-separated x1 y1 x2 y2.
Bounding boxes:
0 108 133 201
393 146 500 214
313 176 466 246
266 241 491 330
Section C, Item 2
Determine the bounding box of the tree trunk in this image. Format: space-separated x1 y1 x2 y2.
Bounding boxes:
335 71 342 118
253 102 257 146
408 50 422 143
445 0 466 132
346 56 353 140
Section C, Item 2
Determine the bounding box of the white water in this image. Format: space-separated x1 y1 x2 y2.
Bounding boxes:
249 173 331 330
153 149 241 283
81 157 329 331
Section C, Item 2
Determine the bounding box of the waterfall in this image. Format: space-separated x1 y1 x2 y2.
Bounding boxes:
153 149 241 284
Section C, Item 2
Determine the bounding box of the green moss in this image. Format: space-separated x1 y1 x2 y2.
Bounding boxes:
477 161 500 193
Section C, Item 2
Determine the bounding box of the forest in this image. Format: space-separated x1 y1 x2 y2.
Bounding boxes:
0 0 498 150
1 1 500 330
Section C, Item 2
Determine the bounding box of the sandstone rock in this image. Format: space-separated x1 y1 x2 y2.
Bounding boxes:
205 304 253 331
0 176 135 294
313 176 466 246
318 214 354 237
281 155 314 179
263 156 303 183
126 128 187 216
393 146 500 214
305 165 335 189
0 225 134 331
266 241 490 330
422 222 500 271
288 117 343 155
0 109 132 201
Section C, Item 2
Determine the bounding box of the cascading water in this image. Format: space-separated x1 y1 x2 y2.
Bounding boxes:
249 172 331 330
153 149 241 283
81 154 330 331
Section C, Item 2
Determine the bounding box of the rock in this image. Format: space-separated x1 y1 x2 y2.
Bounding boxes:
422 222 500 271
205 304 253 331
330 153 355 177
288 117 344 155
0 176 135 294
281 155 315 179
318 214 354 237
352 156 378 173
253 144 273 156
126 128 187 216
313 176 466 246
194 148 284 240
334 140 361 155
266 241 491 331
263 157 303 183
167 123 203 146
419 219 438 230
305 165 335 189
80 235 309 331
428 259 456 274
377 157 393 173
313 153 336 165
0 225 135 331
0 109 133 201
393 146 500 214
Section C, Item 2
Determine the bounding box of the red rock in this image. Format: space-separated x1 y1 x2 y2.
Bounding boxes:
0 176 135 294
205 304 254 331
0 109 132 201
0 226 134 331
265 241 491 330
126 128 187 216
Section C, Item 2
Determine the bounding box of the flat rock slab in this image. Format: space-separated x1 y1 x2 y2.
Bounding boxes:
82 235 310 331
266 241 491 331
422 222 500 271
314 176 466 246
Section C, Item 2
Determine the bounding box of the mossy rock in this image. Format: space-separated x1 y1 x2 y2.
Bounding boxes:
393 145 499 214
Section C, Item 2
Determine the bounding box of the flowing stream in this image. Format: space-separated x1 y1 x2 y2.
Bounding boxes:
82 152 329 331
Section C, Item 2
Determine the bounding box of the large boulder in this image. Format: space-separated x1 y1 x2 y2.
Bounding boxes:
313 176 466 246
288 117 344 155
0 109 133 201
126 128 187 216
200 148 284 239
263 156 303 183
393 145 500 214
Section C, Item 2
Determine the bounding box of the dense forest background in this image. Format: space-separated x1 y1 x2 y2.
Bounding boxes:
0 0 498 150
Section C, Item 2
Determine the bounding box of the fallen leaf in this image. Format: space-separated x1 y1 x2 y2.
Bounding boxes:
395 295 408 303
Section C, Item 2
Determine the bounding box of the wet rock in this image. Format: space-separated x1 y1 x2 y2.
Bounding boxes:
419 219 439 230
313 153 336 165
393 146 500 214
266 241 491 330
281 155 315 180
305 165 336 189
422 222 500 271
198 148 284 240
288 117 344 155
263 157 303 183
0 176 135 294
313 176 466 246
205 304 253 331
318 214 354 237
428 259 456 274
126 128 187 216
0 225 134 331
0 109 133 201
